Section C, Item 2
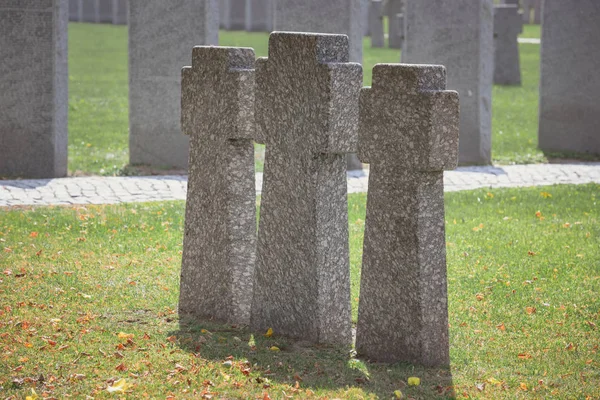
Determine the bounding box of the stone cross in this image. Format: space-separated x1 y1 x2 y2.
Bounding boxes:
251 32 362 345
494 4 523 85
355 64 459 366
0 0 68 178
370 0 384 48
179 47 257 326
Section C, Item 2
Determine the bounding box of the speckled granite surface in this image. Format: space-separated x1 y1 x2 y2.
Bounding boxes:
179 47 257 325
251 32 362 345
355 64 459 366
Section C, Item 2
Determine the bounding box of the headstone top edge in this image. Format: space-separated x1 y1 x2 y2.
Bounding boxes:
267 31 351 64
371 64 447 92
190 46 256 70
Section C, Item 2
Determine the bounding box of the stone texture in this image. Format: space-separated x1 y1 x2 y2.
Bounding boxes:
538 0 600 154
370 0 384 48
112 0 126 24
128 0 218 169
221 0 246 30
403 0 493 165
179 47 257 325
251 32 362 345
81 0 97 22
0 0 68 179
98 0 112 22
245 0 272 31
273 0 363 63
494 4 522 85
273 0 364 170
387 0 403 49
355 64 459 366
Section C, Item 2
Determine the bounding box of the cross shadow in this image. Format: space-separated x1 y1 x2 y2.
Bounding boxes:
172 318 455 399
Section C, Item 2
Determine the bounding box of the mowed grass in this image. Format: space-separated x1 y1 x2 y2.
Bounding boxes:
68 23 550 175
1 184 599 399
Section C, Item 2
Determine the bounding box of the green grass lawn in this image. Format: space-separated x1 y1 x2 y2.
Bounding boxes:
1 184 598 398
68 23 551 176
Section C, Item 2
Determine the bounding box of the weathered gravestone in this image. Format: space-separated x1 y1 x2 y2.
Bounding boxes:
403 0 493 165
355 64 459 366
538 0 600 154
494 4 522 85
98 0 112 23
387 0 403 49
370 0 384 48
532 0 541 24
69 0 80 21
273 0 365 170
521 0 531 23
81 0 98 22
251 32 362 345
0 0 68 179
179 47 257 325
128 0 218 169
246 0 273 32
112 0 127 25
221 0 246 30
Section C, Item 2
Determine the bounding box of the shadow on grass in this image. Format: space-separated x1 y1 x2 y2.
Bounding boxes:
172 319 455 399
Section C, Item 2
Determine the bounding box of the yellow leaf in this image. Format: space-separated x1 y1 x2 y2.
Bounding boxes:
269 346 280 352
407 377 420 386
394 389 403 399
117 332 134 340
520 382 528 391
107 378 130 393
26 388 38 400
264 328 273 338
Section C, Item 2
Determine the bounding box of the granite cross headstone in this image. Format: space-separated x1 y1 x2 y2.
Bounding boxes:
273 0 365 170
251 32 362 345
355 64 459 366
179 46 257 325
494 4 522 85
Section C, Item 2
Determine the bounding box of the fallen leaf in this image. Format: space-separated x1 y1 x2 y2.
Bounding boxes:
475 293 485 301
118 332 134 340
269 346 280 352
407 377 420 386
497 323 506 331
520 382 528 391
264 328 273 338
29 232 39 238
26 388 39 400
394 389 403 399
106 378 129 393
518 353 532 360
526 307 536 315
115 363 127 371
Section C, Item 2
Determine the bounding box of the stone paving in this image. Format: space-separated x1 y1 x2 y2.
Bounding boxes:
1 163 599 207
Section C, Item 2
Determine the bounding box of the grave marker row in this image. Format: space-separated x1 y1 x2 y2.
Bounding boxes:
179 32 460 366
